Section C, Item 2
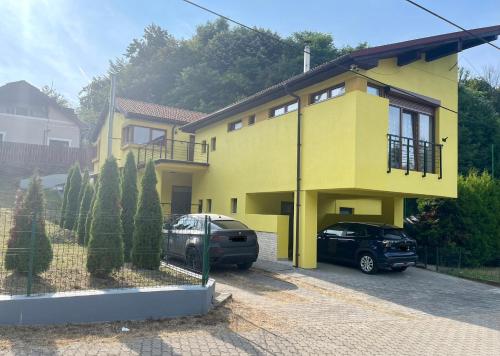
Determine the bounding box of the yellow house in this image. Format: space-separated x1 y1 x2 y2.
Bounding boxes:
92 26 500 269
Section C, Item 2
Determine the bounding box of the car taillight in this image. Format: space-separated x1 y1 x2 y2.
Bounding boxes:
211 235 223 242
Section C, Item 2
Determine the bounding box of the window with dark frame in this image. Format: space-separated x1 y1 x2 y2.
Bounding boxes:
210 137 216 151
198 200 203 213
122 125 166 145
48 139 70 148
310 83 345 104
367 84 383 96
388 103 435 173
248 114 255 125
207 199 212 213
339 207 354 215
201 140 207 153
270 101 298 118
230 198 237 214
228 120 243 132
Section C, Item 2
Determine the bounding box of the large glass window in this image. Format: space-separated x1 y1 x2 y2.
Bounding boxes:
270 101 298 117
122 126 166 145
310 83 345 104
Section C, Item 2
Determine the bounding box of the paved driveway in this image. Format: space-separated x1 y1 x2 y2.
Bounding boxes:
1 261 499 355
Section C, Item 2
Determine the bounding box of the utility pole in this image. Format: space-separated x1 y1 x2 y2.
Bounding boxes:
107 74 116 158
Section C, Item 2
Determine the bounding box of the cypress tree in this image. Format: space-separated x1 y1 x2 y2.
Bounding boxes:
63 163 82 230
59 165 75 227
121 152 138 262
76 170 90 217
5 174 53 274
87 157 124 277
131 160 163 270
77 184 94 245
84 180 98 246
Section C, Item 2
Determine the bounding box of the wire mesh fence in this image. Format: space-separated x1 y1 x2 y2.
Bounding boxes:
0 207 210 297
416 245 500 284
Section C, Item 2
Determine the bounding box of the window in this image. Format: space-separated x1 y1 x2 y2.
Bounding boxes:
210 137 216 151
345 224 367 237
367 84 382 96
321 225 344 237
310 83 345 104
122 126 166 145
211 220 248 230
228 120 243 132
339 207 354 215
201 140 207 153
0 132 5 143
230 198 237 214
388 104 435 172
206 199 212 213
198 200 203 213
270 101 298 118
248 115 255 126
15 107 28 116
49 139 70 148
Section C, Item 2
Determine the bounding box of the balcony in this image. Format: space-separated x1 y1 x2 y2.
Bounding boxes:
387 134 442 178
136 138 209 167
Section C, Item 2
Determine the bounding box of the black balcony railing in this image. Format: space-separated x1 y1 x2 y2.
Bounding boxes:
387 134 442 178
136 138 209 166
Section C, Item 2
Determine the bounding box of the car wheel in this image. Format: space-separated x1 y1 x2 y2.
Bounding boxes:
391 266 407 272
359 253 378 274
186 248 202 271
237 262 253 270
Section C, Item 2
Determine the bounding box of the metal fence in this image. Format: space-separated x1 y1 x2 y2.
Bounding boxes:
0 208 210 297
136 139 209 166
416 245 500 284
387 134 442 178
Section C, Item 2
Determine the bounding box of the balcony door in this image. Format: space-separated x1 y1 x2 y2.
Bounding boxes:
171 186 192 215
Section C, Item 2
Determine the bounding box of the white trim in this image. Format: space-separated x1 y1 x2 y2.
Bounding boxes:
0 112 76 126
48 137 72 147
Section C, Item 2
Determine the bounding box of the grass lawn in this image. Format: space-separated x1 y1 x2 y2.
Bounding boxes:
0 209 199 296
440 266 500 285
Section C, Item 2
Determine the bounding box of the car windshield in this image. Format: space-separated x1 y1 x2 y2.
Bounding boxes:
383 228 408 240
211 220 248 230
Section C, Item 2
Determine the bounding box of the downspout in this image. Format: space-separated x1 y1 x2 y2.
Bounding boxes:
284 84 301 268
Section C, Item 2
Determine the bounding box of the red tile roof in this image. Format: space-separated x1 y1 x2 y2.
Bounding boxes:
115 97 206 123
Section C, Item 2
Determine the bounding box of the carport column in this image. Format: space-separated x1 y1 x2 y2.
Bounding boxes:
293 190 318 269
393 197 404 228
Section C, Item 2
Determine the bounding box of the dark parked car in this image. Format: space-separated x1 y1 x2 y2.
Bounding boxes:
317 222 417 274
163 214 259 270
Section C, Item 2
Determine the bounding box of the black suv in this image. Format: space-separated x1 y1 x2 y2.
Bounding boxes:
317 222 417 274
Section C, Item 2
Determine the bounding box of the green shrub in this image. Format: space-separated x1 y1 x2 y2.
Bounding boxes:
77 184 94 245
131 160 163 270
59 165 75 227
63 164 82 230
121 152 138 262
4 174 53 275
84 180 98 246
87 158 124 277
76 170 90 218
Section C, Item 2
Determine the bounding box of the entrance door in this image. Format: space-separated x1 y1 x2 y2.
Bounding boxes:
281 201 294 260
171 186 192 215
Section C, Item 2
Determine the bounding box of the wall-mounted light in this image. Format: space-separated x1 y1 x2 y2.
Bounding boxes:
441 137 448 143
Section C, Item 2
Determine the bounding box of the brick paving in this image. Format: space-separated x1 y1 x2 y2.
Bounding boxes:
0 261 499 355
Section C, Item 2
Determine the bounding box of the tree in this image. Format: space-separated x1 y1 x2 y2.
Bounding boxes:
77 170 90 212
87 157 123 277
4 174 53 274
131 160 163 270
121 152 138 262
41 85 70 108
63 163 82 230
77 184 94 245
60 165 75 227
84 180 99 246
79 20 366 123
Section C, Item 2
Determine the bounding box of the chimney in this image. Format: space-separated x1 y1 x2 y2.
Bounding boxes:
303 44 311 73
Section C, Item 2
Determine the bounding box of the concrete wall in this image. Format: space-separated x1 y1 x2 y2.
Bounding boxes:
0 281 215 326
0 111 80 147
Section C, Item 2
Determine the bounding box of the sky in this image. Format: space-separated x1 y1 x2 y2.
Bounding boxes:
0 0 498 107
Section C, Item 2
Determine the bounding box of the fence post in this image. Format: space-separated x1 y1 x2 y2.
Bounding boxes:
436 246 439 272
26 212 37 296
202 215 210 286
